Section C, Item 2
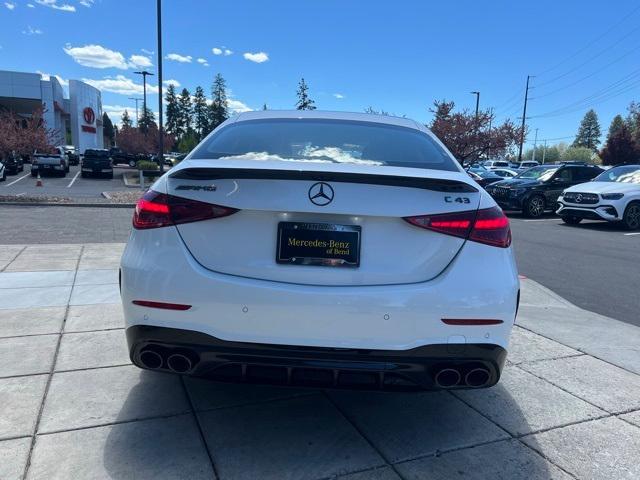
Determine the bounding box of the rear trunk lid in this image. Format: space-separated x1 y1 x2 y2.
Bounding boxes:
167 159 480 286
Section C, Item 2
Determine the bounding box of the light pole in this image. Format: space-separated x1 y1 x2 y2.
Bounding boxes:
133 70 154 129
470 91 480 118
128 97 142 127
532 128 539 162
156 0 164 171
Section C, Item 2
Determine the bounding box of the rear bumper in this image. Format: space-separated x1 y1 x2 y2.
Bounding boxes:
127 325 507 390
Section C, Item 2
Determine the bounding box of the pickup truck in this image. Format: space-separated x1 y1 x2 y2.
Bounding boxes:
109 147 138 167
30 147 69 177
81 149 113 178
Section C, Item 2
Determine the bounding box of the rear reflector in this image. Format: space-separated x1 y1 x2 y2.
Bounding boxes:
132 300 192 310
404 206 511 248
442 318 504 325
133 190 238 229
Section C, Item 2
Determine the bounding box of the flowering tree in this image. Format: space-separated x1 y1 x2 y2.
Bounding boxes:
0 107 57 158
117 124 174 155
429 100 523 163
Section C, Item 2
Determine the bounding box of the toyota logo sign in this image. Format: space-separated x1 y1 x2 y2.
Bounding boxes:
83 107 95 125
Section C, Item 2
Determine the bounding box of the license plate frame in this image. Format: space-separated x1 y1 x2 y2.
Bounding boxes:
276 222 361 268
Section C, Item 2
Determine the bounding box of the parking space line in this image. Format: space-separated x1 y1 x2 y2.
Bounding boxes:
623 232 640 236
522 219 560 222
67 171 81 188
4 172 30 187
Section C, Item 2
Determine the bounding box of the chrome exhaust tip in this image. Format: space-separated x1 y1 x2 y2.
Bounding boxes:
167 353 193 374
434 368 461 388
465 368 490 387
139 349 163 370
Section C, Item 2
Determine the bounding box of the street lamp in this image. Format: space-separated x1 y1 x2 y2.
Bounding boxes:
470 91 480 118
156 0 164 171
128 97 142 127
133 70 154 129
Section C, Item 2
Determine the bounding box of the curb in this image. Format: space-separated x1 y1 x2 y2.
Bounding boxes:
0 202 135 208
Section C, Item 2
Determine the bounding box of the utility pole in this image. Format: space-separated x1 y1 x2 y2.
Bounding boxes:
532 128 539 162
542 140 547 164
133 70 154 130
471 91 480 118
517 75 533 163
156 0 164 171
128 97 142 127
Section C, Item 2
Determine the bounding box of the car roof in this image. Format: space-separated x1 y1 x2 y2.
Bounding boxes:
233 109 424 131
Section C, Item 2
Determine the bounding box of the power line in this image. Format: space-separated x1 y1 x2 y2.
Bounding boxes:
535 3 640 77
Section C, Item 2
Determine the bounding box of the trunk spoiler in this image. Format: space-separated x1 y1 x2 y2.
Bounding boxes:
169 168 478 193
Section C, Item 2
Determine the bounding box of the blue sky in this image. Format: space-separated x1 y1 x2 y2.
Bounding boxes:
1 0 639 148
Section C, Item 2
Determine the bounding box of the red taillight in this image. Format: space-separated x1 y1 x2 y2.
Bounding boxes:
133 190 238 229
404 206 511 248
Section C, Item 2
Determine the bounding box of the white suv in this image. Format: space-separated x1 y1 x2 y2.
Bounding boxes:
557 164 640 230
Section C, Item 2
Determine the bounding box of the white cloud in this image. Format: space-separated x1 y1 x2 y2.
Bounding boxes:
165 53 192 63
79 0 93 6
5 2 16 10
64 44 129 69
35 0 76 12
27 3 35 7
243 52 269 63
163 79 181 87
196 58 209 66
212 47 233 56
228 98 252 114
37 71 68 87
23 26 43 35
82 75 158 95
129 54 153 68
212 47 222 55
224 48 233 56
103 104 133 125
333 93 345 99
141 48 154 55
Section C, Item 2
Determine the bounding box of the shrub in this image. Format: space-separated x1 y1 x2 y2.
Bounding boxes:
137 160 158 171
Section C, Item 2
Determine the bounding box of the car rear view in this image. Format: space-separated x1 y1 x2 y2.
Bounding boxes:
121 111 519 391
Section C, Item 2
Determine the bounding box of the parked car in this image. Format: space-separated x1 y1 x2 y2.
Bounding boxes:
557 164 640 230
483 160 510 169
121 110 518 391
30 146 69 177
81 149 113 178
518 161 539 169
485 164 604 217
2 151 24 175
490 168 519 179
110 147 137 167
468 169 504 187
0 161 5 181
63 145 80 166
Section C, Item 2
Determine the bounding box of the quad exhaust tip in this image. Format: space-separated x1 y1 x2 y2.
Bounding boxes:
434 366 491 388
465 368 490 388
139 349 163 370
434 368 461 388
167 353 194 374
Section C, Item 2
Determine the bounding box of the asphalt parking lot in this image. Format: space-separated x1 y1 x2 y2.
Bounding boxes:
1 164 135 199
0 244 639 479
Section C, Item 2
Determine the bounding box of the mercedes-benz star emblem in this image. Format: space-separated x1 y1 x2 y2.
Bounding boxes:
308 182 334 206
575 194 583 203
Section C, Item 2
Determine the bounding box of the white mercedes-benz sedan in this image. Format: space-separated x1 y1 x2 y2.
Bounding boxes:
120 110 519 391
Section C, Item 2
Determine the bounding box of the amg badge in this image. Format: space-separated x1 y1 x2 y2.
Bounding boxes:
176 185 217 192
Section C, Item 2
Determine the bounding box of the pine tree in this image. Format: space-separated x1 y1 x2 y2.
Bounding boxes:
121 110 132 129
193 86 209 139
164 84 180 137
295 78 316 110
177 88 193 138
607 115 625 141
600 122 639 166
262 103 268 110
138 106 156 132
573 109 601 152
209 73 229 130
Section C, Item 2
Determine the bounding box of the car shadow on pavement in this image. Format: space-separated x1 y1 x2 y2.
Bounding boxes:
102 373 562 479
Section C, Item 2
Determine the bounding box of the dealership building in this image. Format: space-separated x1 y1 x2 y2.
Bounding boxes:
0 69 104 153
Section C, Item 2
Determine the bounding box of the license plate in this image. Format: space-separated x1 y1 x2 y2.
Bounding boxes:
43 165 50 169
277 222 361 267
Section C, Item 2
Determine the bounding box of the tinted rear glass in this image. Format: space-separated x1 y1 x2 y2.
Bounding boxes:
190 118 457 171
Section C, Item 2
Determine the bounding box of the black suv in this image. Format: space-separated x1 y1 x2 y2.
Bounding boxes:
485 164 603 217
2 151 24 175
81 149 113 179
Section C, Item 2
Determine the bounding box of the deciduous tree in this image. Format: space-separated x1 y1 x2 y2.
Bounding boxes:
600 121 639 166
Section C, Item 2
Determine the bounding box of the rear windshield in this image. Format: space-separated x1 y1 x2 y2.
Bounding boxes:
190 118 458 171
